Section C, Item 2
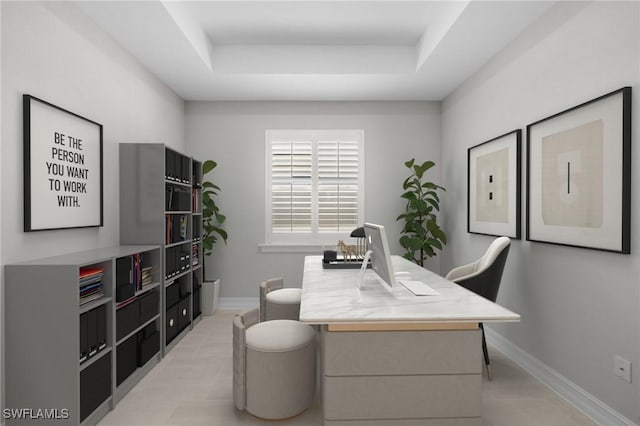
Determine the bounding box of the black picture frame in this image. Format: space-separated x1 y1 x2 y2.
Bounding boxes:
467 130 522 239
23 95 104 231
526 87 631 253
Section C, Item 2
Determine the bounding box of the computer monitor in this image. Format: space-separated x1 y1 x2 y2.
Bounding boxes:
363 223 397 291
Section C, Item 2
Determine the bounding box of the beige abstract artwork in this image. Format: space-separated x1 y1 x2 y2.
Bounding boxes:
476 148 509 223
541 120 603 228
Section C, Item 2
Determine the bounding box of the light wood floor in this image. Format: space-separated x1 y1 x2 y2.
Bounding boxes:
98 309 596 426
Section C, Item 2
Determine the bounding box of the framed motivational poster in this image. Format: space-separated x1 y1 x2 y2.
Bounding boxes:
23 95 103 231
468 129 521 239
526 87 631 253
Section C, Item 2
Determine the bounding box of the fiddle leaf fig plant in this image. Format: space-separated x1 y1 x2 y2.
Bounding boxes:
396 159 447 267
202 160 228 280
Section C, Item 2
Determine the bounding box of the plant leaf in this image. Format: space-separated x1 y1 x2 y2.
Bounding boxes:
422 244 435 257
426 198 440 211
400 191 417 201
426 238 442 250
203 160 217 175
413 164 424 179
420 160 435 173
424 190 440 202
202 182 221 190
404 159 415 169
214 212 226 224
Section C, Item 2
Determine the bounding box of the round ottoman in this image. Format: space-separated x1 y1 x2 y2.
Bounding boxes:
245 319 316 419
265 288 302 321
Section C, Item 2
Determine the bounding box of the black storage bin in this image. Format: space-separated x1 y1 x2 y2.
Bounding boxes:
179 279 190 298
116 283 135 303
177 297 191 331
80 353 111 422
116 299 139 341
141 321 156 339
137 330 159 367
116 335 137 386
193 287 201 318
166 282 180 308
97 305 107 351
138 290 159 325
164 247 173 279
166 305 178 344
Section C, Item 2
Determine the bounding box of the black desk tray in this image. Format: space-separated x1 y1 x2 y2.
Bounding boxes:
322 259 371 269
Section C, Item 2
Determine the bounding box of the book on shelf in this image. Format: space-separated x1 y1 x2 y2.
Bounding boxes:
166 185 174 210
166 184 191 211
141 266 153 287
166 215 189 244
192 188 199 212
192 245 199 266
80 290 104 305
79 267 104 305
80 267 104 279
131 253 142 291
180 216 188 241
116 296 137 309
80 282 103 295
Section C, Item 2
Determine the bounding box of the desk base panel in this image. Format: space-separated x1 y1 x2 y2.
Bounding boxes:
324 419 481 426
321 326 482 425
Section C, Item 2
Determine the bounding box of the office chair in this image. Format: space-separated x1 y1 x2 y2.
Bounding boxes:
259 277 301 322
445 236 511 380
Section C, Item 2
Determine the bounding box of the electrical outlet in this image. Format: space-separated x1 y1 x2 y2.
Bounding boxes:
614 355 631 383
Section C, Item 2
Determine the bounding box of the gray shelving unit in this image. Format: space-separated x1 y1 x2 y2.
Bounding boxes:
119 143 201 354
191 158 203 324
113 247 162 405
5 245 160 425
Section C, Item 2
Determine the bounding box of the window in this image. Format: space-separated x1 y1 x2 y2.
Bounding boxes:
266 130 364 245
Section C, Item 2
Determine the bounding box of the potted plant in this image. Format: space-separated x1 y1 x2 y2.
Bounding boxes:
396 159 447 267
201 159 228 314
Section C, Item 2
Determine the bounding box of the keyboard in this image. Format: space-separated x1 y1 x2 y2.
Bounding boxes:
398 280 440 296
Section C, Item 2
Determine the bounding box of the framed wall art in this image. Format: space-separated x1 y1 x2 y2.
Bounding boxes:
468 129 521 239
526 87 631 253
23 95 103 231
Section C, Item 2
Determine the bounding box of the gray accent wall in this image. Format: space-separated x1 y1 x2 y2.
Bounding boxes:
1 1 185 415
185 101 441 298
440 2 640 422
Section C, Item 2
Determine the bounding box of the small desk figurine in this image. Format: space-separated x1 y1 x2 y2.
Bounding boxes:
337 240 357 262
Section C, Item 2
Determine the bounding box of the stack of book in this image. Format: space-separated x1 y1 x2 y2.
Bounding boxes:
131 253 142 291
192 245 199 266
79 267 104 305
192 187 199 212
141 266 153 288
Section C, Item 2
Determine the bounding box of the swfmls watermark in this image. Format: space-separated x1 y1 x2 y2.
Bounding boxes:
2 408 70 420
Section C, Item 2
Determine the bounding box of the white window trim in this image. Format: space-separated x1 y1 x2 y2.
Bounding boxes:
264 129 365 247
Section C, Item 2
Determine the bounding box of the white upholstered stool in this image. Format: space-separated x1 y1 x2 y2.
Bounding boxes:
233 308 316 419
259 277 301 321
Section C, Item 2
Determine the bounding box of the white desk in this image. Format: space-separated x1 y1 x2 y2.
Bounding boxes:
300 255 520 425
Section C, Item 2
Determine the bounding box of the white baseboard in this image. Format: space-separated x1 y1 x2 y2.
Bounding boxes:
218 297 259 310
485 328 636 426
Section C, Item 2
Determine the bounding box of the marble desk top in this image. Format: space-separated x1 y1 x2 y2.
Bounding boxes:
299 255 520 324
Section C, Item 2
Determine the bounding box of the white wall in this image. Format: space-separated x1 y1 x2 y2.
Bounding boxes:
1 1 186 263
1 0 185 413
0 1 3 418
185 101 441 298
441 2 639 422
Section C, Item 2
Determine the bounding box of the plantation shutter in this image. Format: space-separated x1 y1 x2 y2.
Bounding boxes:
271 140 313 232
318 140 360 232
